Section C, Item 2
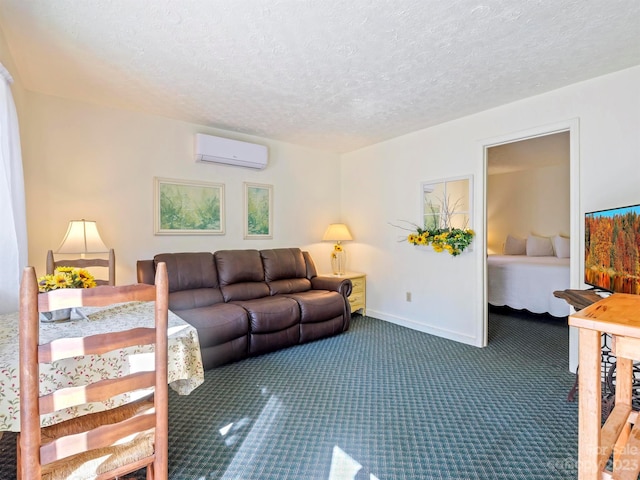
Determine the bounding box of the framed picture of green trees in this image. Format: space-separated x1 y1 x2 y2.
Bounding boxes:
154 177 225 235
244 182 273 239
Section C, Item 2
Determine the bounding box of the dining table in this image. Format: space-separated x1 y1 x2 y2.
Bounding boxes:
0 300 204 433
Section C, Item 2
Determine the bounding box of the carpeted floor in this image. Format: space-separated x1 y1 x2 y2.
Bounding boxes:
0 310 578 479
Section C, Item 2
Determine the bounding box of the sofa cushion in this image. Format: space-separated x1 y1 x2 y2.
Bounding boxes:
215 250 264 284
215 249 270 301
154 252 218 293
232 296 300 333
268 278 312 295
168 288 224 311
261 248 307 281
284 290 345 324
261 248 311 294
176 303 249 347
220 282 270 302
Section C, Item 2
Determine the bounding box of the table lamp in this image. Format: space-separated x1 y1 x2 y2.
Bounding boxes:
47 219 115 285
56 219 109 256
322 223 352 275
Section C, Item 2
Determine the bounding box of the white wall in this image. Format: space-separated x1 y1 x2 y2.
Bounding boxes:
342 65 640 347
21 93 342 283
487 163 570 254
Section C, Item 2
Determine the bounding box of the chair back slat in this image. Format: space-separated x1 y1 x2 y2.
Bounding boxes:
39 327 155 363
46 248 116 286
51 258 111 269
40 371 156 414
38 282 155 312
40 410 156 465
19 262 169 480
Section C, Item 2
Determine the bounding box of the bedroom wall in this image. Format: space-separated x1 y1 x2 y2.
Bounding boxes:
487 163 570 254
20 93 342 284
341 65 640 348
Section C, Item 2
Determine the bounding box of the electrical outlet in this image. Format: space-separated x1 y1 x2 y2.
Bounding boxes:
406 291 412 302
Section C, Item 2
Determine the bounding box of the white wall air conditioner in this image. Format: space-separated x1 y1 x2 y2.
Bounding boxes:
195 133 268 169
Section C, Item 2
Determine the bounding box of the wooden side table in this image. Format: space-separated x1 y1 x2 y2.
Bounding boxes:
569 294 640 479
329 272 366 315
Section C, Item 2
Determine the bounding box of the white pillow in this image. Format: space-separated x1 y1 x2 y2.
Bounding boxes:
553 235 570 258
503 234 526 255
526 234 554 257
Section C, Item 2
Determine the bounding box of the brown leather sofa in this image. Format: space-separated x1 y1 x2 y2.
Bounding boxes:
137 248 352 369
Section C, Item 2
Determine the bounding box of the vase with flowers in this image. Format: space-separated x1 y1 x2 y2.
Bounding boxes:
37 267 97 321
330 243 346 275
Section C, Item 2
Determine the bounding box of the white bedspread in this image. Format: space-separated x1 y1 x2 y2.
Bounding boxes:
487 255 570 317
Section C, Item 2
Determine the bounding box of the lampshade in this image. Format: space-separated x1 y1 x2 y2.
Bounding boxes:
322 223 353 242
56 219 109 254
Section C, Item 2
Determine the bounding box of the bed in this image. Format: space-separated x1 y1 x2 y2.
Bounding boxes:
487 254 571 317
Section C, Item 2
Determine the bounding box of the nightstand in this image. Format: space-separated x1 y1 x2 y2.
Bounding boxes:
331 272 366 315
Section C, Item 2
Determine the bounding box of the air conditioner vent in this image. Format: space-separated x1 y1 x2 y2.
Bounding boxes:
195 133 268 169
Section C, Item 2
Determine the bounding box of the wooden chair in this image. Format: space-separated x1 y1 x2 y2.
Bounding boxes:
46 248 116 286
18 263 169 480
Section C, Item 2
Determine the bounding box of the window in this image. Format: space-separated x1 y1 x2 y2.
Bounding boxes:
422 175 472 230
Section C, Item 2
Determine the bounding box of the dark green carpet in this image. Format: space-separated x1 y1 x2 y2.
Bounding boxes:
0 311 578 479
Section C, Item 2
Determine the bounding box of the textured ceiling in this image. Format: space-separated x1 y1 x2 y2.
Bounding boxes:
0 1 639 153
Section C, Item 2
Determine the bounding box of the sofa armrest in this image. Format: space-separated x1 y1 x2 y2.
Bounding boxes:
137 260 155 285
311 276 352 298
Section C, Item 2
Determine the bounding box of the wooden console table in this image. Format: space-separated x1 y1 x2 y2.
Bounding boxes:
569 294 640 479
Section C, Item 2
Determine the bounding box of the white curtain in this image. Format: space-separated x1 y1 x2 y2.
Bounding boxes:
0 62 27 314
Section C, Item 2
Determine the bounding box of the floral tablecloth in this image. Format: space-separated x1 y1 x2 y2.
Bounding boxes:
0 301 204 432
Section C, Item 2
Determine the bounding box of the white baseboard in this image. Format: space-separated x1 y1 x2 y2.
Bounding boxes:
365 309 480 346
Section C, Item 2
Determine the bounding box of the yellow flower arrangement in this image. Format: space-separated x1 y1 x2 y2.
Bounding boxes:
406 227 475 256
392 191 475 256
393 221 475 257
37 266 97 292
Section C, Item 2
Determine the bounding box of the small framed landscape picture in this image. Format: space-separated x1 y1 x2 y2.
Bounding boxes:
244 182 273 239
154 177 225 235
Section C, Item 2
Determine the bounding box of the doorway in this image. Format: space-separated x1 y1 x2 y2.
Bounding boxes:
479 120 581 371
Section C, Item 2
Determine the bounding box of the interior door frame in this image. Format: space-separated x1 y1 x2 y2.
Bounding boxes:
479 119 581 370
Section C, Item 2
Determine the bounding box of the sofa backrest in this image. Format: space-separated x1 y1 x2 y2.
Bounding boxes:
261 248 312 294
302 251 319 279
138 248 322 305
153 252 224 310
215 249 270 301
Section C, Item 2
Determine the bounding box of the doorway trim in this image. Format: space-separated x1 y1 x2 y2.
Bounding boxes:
479 119 580 367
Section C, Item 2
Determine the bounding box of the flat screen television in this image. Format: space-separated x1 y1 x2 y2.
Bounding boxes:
585 203 640 294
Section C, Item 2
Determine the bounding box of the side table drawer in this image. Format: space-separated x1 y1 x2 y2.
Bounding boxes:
351 277 365 293
349 293 364 309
